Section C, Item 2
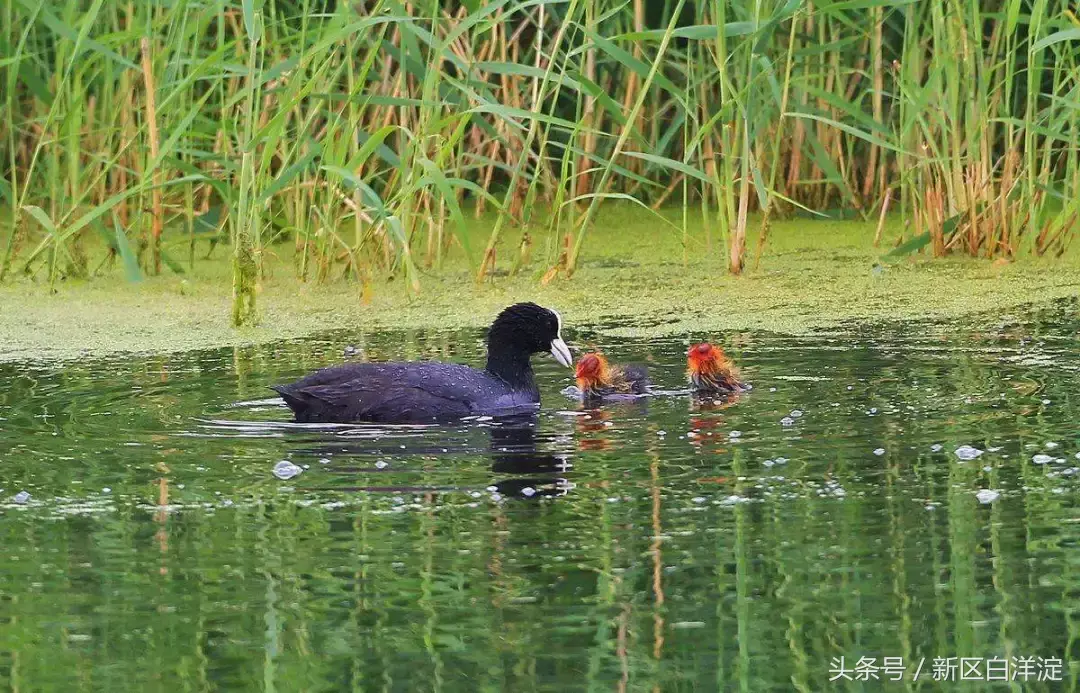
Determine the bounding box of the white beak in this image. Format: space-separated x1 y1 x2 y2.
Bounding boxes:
550 338 572 368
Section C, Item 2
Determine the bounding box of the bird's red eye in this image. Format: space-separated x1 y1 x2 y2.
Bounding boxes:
689 343 713 358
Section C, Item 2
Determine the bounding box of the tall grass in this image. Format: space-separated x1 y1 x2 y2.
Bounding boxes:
1 0 1078 321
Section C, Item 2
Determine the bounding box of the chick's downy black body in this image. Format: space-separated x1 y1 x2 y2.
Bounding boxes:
581 364 650 402
572 352 650 404
272 302 571 423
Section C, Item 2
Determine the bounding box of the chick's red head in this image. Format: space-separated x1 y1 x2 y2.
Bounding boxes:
687 343 726 374
575 352 610 387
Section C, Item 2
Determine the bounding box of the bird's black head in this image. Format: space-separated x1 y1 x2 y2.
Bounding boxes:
486 303 572 379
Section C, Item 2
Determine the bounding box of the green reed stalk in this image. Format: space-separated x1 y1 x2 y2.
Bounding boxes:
565 0 687 277
231 3 262 326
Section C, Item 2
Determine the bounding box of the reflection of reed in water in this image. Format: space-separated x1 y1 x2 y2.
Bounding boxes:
647 422 665 692
154 462 169 576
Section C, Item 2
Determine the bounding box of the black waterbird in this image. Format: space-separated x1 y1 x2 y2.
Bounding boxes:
272 302 572 423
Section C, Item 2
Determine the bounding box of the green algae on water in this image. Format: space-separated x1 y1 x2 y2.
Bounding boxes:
1 211 1079 362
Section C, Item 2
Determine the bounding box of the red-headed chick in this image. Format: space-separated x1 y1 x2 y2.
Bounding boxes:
687 343 745 394
574 352 650 403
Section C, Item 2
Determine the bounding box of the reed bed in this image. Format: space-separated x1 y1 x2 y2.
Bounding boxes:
1 0 1078 322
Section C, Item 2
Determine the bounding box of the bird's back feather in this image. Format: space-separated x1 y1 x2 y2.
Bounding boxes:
273 362 539 423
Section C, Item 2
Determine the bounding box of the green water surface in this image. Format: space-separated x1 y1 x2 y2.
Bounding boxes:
1 302 1078 691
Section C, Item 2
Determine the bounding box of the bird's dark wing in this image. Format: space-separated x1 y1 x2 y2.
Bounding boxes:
272 362 534 423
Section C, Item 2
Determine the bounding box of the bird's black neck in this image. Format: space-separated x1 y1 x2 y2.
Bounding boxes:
485 347 537 392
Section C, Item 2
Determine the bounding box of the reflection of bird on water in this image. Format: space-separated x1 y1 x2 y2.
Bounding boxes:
278 414 573 501
487 415 574 499
687 414 734 453
575 409 616 451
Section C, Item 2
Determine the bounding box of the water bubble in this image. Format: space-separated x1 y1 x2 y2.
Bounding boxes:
272 461 303 480
13 491 30 504
976 489 1000 504
954 445 983 461
1032 454 1053 465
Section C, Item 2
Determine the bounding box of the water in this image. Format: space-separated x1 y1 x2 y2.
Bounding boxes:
1 302 1078 691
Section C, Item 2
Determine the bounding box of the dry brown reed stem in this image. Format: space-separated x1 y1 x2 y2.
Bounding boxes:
140 37 163 275
575 5 597 199
117 71 131 226
874 189 891 247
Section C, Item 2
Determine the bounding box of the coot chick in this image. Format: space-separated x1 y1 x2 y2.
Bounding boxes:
687 343 745 394
573 352 650 403
272 302 572 423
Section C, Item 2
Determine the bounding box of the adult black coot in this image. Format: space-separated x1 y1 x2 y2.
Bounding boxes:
571 352 650 403
272 302 572 423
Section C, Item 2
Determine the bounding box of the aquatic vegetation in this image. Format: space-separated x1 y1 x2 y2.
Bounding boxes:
2 0 1078 324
